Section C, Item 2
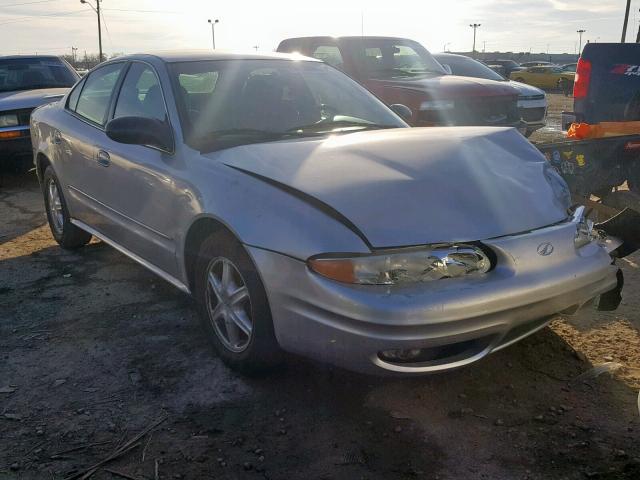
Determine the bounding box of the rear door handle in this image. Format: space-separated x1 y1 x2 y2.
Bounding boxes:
96 149 111 167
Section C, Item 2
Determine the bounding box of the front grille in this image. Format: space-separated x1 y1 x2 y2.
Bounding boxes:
16 108 33 126
520 106 546 122
419 97 519 127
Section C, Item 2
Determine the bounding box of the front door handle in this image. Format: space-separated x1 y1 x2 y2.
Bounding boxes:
96 149 111 167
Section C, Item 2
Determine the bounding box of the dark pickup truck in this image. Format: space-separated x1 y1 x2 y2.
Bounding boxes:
536 43 640 246
277 36 522 129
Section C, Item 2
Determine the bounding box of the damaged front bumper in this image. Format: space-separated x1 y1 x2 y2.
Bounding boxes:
249 213 629 375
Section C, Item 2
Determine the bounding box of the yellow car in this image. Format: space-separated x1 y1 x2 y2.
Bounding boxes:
510 66 575 93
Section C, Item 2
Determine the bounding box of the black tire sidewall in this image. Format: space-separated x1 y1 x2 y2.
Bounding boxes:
42 166 69 244
42 165 91 248
194 232 281 372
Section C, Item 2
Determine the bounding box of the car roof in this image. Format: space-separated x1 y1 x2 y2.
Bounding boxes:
0 55 63 61
114 50 320 63
281 36 418 43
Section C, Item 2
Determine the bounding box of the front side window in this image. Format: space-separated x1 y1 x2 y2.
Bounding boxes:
0 57 79 93
169 59 406 151
75 63 124 125
114 63 166 121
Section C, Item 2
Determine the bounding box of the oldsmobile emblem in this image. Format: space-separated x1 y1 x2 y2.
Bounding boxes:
537 242 554 256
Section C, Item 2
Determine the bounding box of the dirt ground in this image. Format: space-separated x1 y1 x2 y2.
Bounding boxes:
2 97 640 480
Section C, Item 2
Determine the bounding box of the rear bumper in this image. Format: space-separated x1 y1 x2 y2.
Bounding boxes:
248 221 619 375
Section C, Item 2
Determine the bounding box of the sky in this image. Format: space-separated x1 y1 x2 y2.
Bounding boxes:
0 0 639 58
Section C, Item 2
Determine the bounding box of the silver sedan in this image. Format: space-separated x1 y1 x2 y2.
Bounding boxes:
30 51 626 375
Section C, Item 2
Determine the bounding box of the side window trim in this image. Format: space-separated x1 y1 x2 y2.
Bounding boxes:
106 61 133 123
66 61 127 130
65 77 86 111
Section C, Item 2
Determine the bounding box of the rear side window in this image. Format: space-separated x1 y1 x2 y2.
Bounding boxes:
114 63 166 121
311 45 344 70
74 63 124 125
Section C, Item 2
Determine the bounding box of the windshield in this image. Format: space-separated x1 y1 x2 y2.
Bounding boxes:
343 38 446 79
169 59 407 151
0 57 79 93
434 55 505 81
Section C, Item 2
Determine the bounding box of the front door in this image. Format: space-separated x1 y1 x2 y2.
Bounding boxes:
95 61 180 277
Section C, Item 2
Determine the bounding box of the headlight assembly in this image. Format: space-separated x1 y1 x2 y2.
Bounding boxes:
0 113 19 128
308 244 491 285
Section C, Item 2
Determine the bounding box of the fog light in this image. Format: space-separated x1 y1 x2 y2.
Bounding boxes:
380 348 422 361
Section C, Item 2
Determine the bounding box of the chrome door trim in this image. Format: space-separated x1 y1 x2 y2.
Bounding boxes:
67 184 172 241
71 218 191 294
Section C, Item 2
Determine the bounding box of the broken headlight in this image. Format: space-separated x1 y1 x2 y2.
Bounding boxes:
308 244 491 285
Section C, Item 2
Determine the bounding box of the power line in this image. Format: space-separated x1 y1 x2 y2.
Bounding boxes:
0 8 88 26
0 0 64 8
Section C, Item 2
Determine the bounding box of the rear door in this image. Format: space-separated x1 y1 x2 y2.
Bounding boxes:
61 62 126 229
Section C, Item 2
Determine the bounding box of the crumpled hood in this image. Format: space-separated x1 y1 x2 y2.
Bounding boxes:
374 74 519 99
0 88 68 112
211 127 569 248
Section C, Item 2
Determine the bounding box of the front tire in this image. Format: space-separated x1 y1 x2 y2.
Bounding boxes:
42 166 92 249
194 232 281 373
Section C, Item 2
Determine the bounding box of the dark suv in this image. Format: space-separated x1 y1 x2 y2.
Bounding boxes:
277 36 522 130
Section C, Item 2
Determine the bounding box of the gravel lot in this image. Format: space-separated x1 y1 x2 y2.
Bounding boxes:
2 97 640 479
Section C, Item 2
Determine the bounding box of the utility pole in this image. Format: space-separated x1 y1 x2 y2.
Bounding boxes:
482 40 486 52
253 45 259 52
71 46 78 64
469 23 481 55
80 0 103 63
622 0 631 42
208 19 219 50
577 29 586 57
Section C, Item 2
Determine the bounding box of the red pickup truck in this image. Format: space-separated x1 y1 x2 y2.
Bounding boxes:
277 36 522 129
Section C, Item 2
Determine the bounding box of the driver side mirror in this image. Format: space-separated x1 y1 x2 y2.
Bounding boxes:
389 104 413 122
441 64 453 75
105 116 174 152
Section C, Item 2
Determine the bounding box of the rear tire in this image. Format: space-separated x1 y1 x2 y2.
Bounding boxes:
194 231 282 374
42 166 92 249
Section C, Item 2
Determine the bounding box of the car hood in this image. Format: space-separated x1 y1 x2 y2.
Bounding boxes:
210 127 569 248
507 80 545 98
373 74 519 99
0 88 68 111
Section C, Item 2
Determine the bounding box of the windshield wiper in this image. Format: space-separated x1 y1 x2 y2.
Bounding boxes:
192 128 322 153
286 120 398 134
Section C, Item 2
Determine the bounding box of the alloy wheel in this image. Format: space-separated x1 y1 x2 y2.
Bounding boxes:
204 257 253 353
47 178 64 234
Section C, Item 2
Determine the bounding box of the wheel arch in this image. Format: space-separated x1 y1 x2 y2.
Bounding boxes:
35 152 52 183
182 214 244 293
